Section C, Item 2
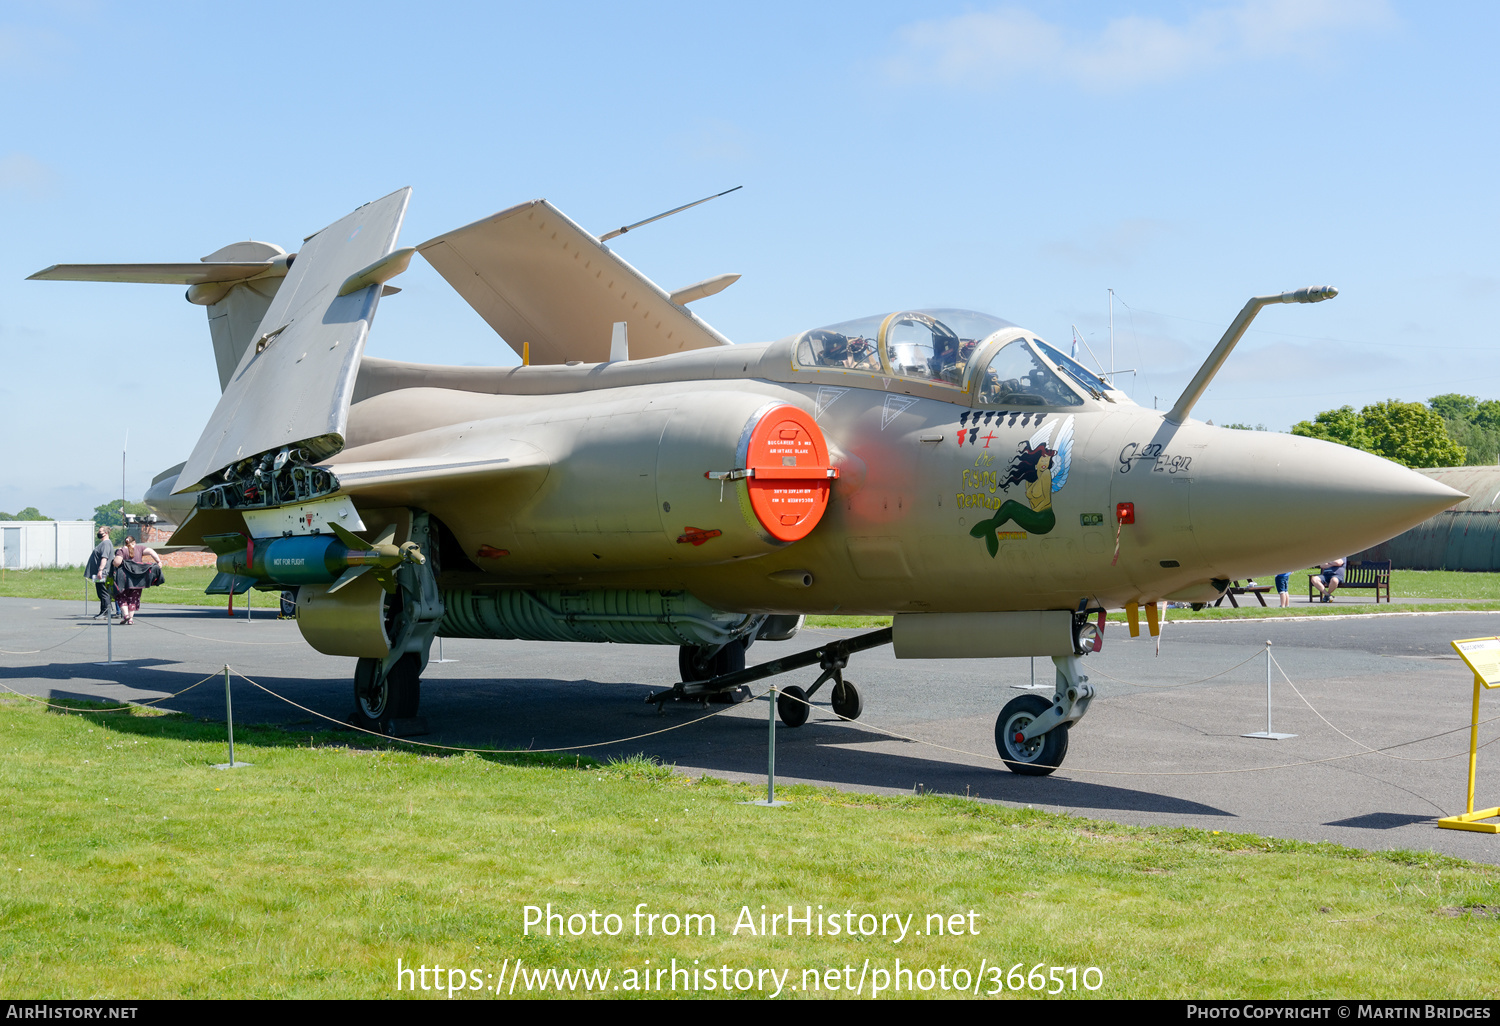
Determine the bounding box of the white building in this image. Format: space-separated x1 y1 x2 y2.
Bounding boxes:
0 521 96 569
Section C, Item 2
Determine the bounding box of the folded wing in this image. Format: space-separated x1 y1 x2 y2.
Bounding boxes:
417 199 732 365
173 188 412 492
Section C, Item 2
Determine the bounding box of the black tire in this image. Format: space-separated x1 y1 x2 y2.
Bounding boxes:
678 638 748 682
353 653 422 727
995 694 1069 776
830 680 863 720
777 685 809 727
280 589 298 618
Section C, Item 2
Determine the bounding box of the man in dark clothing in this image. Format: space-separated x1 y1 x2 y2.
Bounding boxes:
83 526 116 617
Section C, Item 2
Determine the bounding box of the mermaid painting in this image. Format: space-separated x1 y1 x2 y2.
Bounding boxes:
969 415 1074 556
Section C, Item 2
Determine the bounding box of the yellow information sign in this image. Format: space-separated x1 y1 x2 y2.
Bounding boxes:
1452 636 1500 688
1439 637 1500 833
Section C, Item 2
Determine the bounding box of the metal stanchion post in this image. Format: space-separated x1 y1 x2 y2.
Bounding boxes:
214 664 250 769
1243 640 1295 740
432 636 456 663
96 596 122 666
743 685 788 807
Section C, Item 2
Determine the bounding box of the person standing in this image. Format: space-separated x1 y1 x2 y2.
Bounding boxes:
83 526 116 617
111 536 163 625
1274 572 1292 608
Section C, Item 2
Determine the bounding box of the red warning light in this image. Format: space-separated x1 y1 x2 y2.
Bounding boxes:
1116 502 1135 525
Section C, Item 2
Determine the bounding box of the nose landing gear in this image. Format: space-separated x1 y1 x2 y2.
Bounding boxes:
994 653 1094 775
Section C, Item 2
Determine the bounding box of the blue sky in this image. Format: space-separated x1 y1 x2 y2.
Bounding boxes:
3 1 1496 518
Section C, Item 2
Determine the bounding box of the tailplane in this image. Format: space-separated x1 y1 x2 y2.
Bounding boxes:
28 241 294 391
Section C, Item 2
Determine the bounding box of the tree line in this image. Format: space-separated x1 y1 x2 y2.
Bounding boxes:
1284 394 1497 469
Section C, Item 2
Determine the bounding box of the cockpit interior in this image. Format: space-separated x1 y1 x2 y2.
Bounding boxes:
790 309 1128 407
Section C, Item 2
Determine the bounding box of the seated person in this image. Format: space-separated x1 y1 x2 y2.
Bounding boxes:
1312 557 1346 603
927 334 963 384
846 336 880 370
809 330 853 367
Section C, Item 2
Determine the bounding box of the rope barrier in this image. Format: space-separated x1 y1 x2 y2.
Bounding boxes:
1088 649 1264 689
139 617 303 647
774 681 1500 780
0 624 91 656
231 668 760 755
0 670 219 714
1269 651 1500 764
767 671 1500 781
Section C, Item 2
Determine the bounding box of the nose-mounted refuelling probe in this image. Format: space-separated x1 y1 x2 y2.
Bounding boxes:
1167 285 1339 424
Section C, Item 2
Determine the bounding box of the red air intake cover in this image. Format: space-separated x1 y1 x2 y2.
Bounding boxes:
743 405 837 542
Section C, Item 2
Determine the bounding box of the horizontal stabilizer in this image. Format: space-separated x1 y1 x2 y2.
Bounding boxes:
416 199 732 365
27 262 281 285
174 188 412 492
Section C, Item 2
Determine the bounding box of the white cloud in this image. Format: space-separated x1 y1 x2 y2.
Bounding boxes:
886 1 1395 91
0 152 59 197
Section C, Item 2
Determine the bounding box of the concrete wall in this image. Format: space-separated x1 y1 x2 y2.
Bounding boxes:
0 521 96 569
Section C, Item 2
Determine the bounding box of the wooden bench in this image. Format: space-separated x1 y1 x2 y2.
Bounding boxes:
1213 580 1272 608
1308 560 1391 603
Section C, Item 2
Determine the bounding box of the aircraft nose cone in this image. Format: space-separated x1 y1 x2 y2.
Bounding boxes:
1186 430 1465 575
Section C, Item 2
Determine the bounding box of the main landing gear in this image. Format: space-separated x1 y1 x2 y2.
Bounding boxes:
995 654 1095 776
347 512 445 736
353 653 421 730
652 628 889 726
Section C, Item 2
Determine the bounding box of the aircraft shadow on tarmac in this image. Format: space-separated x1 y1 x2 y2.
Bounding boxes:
1324 812 1438 830
0 661 1235 819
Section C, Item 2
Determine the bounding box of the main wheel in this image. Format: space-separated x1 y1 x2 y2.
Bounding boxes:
830 680 863 720
678 638 748 682
777 685 809 727
353 654 422 728
995 694 1069 776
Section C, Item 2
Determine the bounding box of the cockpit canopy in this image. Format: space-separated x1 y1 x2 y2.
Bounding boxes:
790 308 1126 407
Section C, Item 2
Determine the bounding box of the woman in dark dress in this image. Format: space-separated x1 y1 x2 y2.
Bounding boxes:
111 537 164 624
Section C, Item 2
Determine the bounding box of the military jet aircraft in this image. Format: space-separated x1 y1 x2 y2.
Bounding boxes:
29 187 1463 774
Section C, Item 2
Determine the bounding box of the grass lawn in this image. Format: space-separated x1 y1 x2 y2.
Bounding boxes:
2 565 223 607
0 696 1496 999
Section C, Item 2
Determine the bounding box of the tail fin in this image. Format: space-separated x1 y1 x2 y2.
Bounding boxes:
28 241 293 391
196 242 289 390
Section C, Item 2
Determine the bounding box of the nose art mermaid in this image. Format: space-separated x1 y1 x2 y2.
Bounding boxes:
970 416 1073 557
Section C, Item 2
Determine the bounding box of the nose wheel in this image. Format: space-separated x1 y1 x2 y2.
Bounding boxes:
996 693 1069 776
